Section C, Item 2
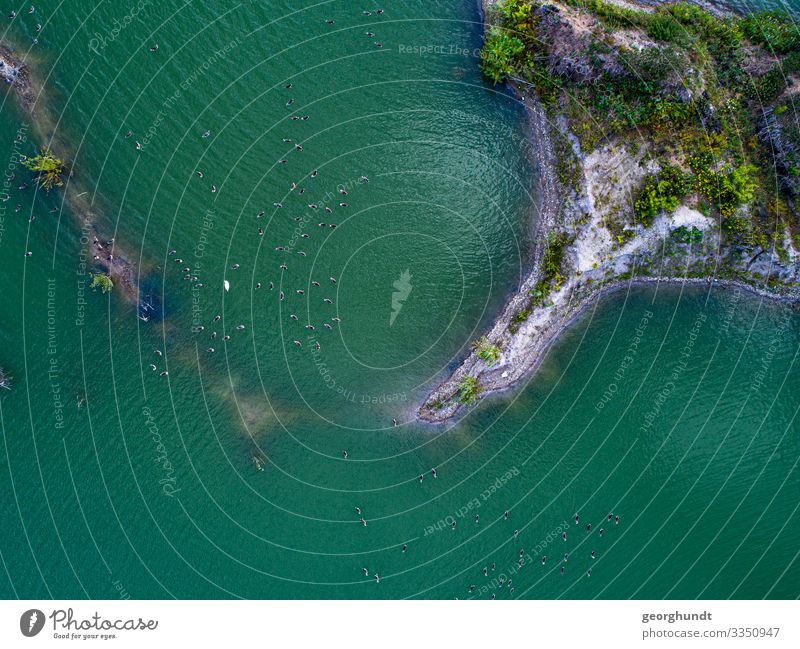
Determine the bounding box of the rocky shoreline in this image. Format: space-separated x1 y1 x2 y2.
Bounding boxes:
418 0 800 423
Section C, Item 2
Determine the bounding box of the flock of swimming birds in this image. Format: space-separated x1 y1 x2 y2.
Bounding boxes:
355 495 622 597
138 8 392 377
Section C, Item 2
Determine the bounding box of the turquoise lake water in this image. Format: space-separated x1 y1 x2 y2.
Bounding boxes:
0 0 798 599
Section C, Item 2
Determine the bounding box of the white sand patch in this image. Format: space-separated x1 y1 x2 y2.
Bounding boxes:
575 143 657 272
669 205 715 230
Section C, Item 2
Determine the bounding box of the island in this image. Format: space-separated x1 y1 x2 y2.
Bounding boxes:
420 0 800 422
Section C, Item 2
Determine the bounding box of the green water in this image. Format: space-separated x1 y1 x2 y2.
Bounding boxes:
0 1 798 599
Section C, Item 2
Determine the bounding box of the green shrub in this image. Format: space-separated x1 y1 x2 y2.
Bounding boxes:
457 376 482 405
90 273 114 294
481 27 526 84
741 10 800 54
745 66 788 103
473 336 502 365
647 14 680 42
634 165 692 224
22 150 65 191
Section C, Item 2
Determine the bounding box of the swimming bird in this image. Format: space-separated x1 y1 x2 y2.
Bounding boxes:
160 371 168 376
431 467 436 478
202 130 210 138
363 568 368 576
125 130 133 138
355 506 361 515
290 314 298 321
149 364 157 371
135 141 142 150
323 298 332 304
196 170 203 178
149 44 159 52
207 347 215 353
360 518 367 527
211 185 217 193
292 340 301 346
213 315 221 322
154 349 163 357
329 277 337 284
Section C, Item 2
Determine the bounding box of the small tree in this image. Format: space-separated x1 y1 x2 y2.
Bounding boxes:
90 273 114 294
473 336 502 365
480 28 525 84
23 150 66 191
457 376 482 405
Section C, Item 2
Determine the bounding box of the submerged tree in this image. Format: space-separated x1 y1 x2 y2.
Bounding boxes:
22 150 66 191
90 272 114 294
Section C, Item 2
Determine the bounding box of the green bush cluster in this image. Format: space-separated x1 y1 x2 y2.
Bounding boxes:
22 150 65 191
90 273 114 294
741 10 800 54
457 376 483 405
531 231 571 305
481 28 526 84
671 225 703 243
473 336 502 365
634 165 692 225
745 67 788 104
